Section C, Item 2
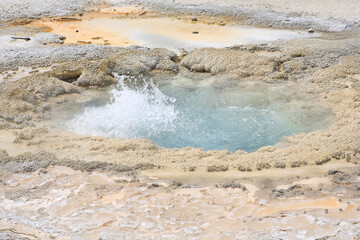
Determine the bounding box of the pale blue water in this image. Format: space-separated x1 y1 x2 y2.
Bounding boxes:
66 75 334 152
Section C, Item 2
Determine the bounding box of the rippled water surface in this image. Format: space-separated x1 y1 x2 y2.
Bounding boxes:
60 75 334 152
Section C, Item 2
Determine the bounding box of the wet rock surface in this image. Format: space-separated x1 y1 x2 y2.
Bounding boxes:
0 164 359 239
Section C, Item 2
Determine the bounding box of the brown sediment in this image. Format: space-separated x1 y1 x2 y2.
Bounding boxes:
140 163 354 185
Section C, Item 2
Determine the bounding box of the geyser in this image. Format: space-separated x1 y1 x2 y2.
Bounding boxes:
66 75 334 152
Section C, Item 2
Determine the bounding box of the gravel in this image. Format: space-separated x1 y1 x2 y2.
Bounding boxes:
0 44 126 72
126 0 359 32
131 0 360 22
0 0 97 22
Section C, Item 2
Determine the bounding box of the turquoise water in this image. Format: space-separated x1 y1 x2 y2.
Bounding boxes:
66 75 334 152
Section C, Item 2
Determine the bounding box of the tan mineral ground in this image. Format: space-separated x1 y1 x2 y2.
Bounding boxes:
0 0 360 239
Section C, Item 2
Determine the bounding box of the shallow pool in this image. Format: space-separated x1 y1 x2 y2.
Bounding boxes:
40 16 316 51
63 75 334 152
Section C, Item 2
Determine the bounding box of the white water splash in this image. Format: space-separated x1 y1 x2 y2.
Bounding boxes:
67 74 179 139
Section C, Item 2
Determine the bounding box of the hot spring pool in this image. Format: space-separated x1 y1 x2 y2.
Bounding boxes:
38 16 317 52
59 75 334 152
